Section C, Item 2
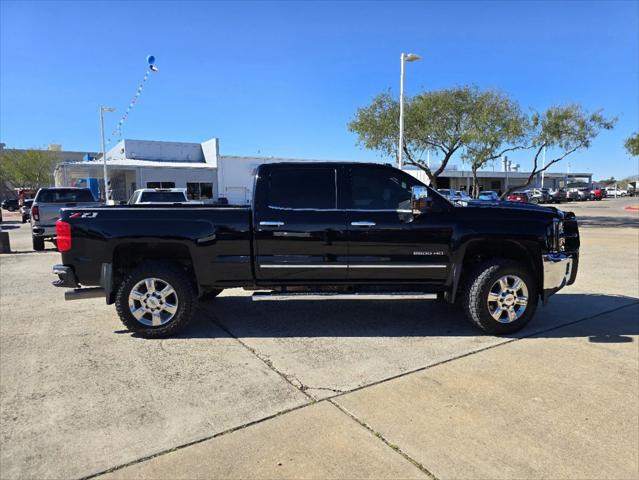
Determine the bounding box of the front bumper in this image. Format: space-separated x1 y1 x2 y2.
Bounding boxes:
542 252 578 302
52 264 79 288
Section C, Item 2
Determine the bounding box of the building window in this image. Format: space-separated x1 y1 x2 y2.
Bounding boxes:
186 182 214 200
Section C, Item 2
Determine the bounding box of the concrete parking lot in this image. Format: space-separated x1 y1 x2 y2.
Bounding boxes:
1 197 638 480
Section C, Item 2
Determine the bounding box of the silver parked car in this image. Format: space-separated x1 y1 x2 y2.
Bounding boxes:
31 187 102 251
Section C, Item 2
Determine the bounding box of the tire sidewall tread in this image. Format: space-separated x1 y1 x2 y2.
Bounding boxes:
115 262 196 338
463 259 538 335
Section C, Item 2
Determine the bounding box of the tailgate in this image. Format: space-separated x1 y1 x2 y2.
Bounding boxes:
38 202 102 225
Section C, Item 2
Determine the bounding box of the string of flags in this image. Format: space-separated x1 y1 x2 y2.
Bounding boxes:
107 55 158 145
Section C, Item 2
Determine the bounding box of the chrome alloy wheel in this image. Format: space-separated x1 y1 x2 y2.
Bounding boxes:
128 278 179 327
487 275 529 323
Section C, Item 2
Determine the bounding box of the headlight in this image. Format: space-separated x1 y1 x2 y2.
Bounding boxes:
549 219 565 252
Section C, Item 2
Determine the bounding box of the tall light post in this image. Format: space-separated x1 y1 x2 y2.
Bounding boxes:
398 52 421 169
100 106 116 202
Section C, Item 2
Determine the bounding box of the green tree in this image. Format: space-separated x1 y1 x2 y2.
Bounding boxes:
0 149 57 189
349 86 487 188
625 132 639 157
462 90 528 197
500 105 616 198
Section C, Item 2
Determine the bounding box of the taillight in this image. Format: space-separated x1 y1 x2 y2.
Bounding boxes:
56 220 72 252
31 205 39 221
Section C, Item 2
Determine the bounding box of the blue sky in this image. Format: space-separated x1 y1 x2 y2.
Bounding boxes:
1 0 637 180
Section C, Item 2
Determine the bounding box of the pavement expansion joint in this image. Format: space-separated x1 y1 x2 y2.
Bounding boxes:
328 398 439 480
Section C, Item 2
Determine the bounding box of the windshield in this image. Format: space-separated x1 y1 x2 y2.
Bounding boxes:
139 191 186 203
36 189 96 203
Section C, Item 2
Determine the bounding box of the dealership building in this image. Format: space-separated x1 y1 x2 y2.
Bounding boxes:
54 137 592 203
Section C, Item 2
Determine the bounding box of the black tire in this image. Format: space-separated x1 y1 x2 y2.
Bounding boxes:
115 262 196 338
7 206 15 212
32 235 45 251
462 259 538 334
199 288 223 301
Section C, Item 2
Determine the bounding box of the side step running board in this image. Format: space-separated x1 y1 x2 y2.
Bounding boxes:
64 287 104 301
252 292 438 301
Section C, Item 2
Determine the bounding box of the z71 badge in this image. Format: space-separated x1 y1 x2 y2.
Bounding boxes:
69 212 98 219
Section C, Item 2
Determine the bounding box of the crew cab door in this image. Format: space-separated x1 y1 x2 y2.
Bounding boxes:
345 165 451 282
253 165 348 281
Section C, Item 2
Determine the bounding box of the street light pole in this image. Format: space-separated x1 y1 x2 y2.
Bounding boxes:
398 52 421 169
541 146 546 188
100 106 115 202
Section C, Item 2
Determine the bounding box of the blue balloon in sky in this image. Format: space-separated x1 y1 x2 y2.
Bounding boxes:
146 55 155 65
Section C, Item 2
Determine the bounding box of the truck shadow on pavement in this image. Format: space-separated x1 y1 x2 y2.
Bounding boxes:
170 293 639 344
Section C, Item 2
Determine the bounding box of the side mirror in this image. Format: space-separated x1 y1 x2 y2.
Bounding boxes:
411 186 432 215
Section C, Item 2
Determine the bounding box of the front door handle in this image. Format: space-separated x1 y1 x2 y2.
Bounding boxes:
351 221 376 227
260 221 285 227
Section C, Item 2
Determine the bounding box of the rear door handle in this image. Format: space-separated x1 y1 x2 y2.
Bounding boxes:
259 221 285 227
351 221 376 227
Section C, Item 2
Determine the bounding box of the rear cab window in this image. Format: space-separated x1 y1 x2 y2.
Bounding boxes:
36 189 96 203
139 192 187 203
267 167 336 209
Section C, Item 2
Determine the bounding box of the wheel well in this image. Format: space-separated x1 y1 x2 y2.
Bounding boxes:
458 239 542 295
111 242 196 300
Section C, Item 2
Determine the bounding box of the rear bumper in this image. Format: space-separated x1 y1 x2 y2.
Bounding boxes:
52 264 79 288
542 252 578 302
32 224 55 237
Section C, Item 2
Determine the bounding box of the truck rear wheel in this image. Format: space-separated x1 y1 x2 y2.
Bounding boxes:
32 235 45 251
115 263 196 338
463 259 538 334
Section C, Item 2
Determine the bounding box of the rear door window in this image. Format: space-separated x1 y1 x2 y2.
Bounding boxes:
267 167 336 209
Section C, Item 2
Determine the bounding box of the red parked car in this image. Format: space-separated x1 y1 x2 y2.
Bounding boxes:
507 191 529 203
589 188 604 201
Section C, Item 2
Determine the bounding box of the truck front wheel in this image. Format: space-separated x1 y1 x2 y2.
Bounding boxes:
115 263 196 338
463 260 538 334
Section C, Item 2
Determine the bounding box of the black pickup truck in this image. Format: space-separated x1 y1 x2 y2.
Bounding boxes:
52 162 579 338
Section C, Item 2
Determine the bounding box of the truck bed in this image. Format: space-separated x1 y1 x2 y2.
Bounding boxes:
59 204 253 290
